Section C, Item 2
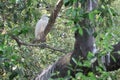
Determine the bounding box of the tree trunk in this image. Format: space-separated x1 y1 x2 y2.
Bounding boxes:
70 0 98 68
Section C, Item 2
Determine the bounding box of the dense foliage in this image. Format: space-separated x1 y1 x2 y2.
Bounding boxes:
0 0 120 80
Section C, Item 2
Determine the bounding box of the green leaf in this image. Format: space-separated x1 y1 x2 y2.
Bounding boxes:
64 0 73 6
101 5 105 9
83 60 91 67
10 0 16 3
75 73 82 79
65 8 72 16
78 27 83 36
71 9 76 18
110 54 116 62
72 27 77 31
63 0 69 4
87 52 94 59
89 12 95 22
27 0 32 6
108 8 113 16
72 58 77 65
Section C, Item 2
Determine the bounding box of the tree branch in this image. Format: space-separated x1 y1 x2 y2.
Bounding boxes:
44 0 63 36
11 35 67 53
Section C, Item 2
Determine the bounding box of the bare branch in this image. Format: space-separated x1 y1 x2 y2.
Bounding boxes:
11 35 67 53
44 0 63 36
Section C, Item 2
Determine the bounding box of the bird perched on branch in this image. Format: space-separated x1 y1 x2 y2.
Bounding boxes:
33 14 49 43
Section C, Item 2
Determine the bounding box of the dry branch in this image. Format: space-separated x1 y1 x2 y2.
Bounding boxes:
44 0 63 37
11 35 67 53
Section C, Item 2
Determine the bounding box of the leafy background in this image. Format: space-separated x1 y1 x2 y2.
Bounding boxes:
0 0 120 80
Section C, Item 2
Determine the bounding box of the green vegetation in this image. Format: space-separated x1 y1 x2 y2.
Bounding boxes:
0 0 120 80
